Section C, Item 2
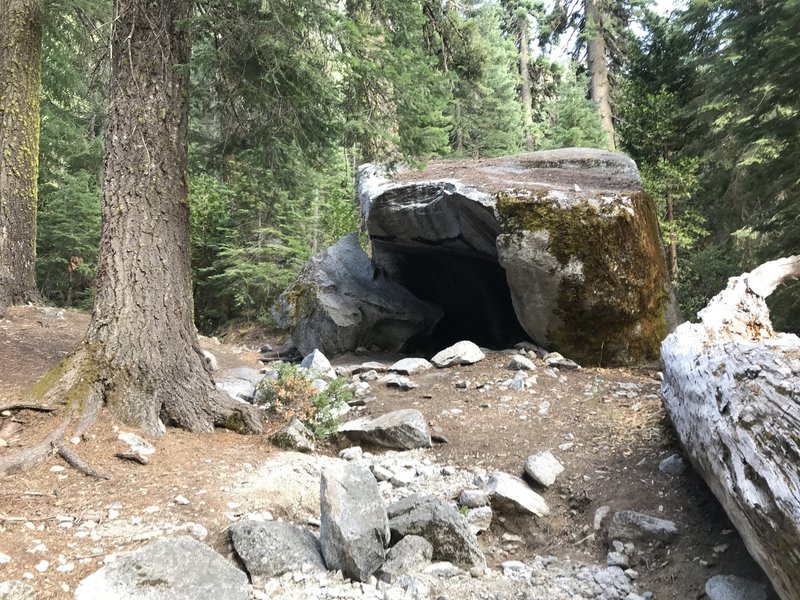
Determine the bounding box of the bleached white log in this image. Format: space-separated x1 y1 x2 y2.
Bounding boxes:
661 256 800 600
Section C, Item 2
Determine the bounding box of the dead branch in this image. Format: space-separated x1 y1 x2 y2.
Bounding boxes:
0 403 57 414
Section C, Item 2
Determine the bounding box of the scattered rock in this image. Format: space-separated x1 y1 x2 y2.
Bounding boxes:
658 453 687 476
523 451 564 488
488 471 550 517
270 418 316 453
117 432 155 456
339 409 432 450
389 358 433 375
0 581 37 600
543 352 581 370
73 537 249 600
230 520 326 582
431 341 485 368
384 375 419 391
387 495 486 570
458 489 489 509
465 506 493 536
202 350 219 371
301 349 336 380
338 446 363 462
507 355 536 371
350 362 389 375
376 535 433 584
608 511 679 543
705 575 768 600
319 463 389 581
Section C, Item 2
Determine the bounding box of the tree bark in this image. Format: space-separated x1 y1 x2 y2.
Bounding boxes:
584 0 615 151
666 191 678 281
518 13 534 151
661 256 800 600
34 0 262 438
0 0 43 313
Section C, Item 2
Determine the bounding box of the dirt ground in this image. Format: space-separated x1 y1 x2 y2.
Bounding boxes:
0 306 775 599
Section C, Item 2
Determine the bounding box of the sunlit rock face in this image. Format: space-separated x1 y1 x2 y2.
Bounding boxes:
358 148 671 366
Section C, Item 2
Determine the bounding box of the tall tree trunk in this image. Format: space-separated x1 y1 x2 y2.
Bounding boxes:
584 0 616 151
0 0 43 313
666 191 678 281
43 0 261 437
518 14 534 151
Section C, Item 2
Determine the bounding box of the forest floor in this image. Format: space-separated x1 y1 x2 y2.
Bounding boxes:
0 306 776 599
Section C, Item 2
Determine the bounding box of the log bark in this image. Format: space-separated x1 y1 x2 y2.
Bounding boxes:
661 256 800 600
0 0 43 312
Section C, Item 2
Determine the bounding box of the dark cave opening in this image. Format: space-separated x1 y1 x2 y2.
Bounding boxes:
371 240 530 354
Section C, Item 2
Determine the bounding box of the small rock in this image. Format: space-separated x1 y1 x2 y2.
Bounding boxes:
118 432 155 456
608 511 679 543
173 495 190 505
388 358 433 375
465 506 493 535
338 446 363 461
543 352 581 370
270 418 316 453
607 552 629 568
376 535 433 584
431 341 485 368
384 375 418 391
523 451 564 487
488 471 549 517
658 453 687 476
705 575 768 600
49 465 65 473
458 490 489 509
507 355 536 371
594 506 611 530
300 349 336 380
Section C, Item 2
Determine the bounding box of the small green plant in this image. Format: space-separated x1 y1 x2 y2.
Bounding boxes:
254 363 352 439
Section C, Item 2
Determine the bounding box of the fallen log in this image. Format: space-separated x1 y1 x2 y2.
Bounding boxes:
661 256 800 600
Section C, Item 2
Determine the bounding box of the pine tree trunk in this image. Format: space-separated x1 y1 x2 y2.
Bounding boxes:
0 0 43 313
518 15 534 151
81 0 261 437
666 191 678 281
584 0 616 151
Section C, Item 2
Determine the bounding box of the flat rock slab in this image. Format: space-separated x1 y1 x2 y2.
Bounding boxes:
608 511 678 543
488 471 550 517
705 575 768 600
389 358 433 375
339 409 431 450
320 463 389 581
431 341 485 368
73 537 249 600
387 495 485 570
230 520 325 582
523 452 564 487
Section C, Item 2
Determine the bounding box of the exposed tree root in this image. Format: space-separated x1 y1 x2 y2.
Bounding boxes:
56 444 110 480
0 424 67 476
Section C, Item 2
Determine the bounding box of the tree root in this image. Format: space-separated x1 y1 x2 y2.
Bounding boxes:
56 444 110 480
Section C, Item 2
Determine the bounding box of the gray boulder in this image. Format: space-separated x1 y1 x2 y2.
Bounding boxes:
230 520 325 582
608 511 679 543
376 535 433 584
658 453 687 476
339 409 432 450
270 418 316 453
73 537 249 600
0 581 37 600
431 341 485 368
359 149 672 366
387 495 485 570
319 463 390 581
523 451 564 488
488 471 550 517
705 575 768 600
273 234 443 357
508 354 536 371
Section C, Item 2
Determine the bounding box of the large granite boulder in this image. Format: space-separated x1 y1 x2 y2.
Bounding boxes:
338 409 432 450
358 148 672 365
273 233 443 357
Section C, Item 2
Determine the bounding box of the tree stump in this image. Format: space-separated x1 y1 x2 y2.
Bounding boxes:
661 256 800 600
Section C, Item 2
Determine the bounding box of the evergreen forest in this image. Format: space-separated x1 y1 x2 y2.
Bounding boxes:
25 0 800 333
